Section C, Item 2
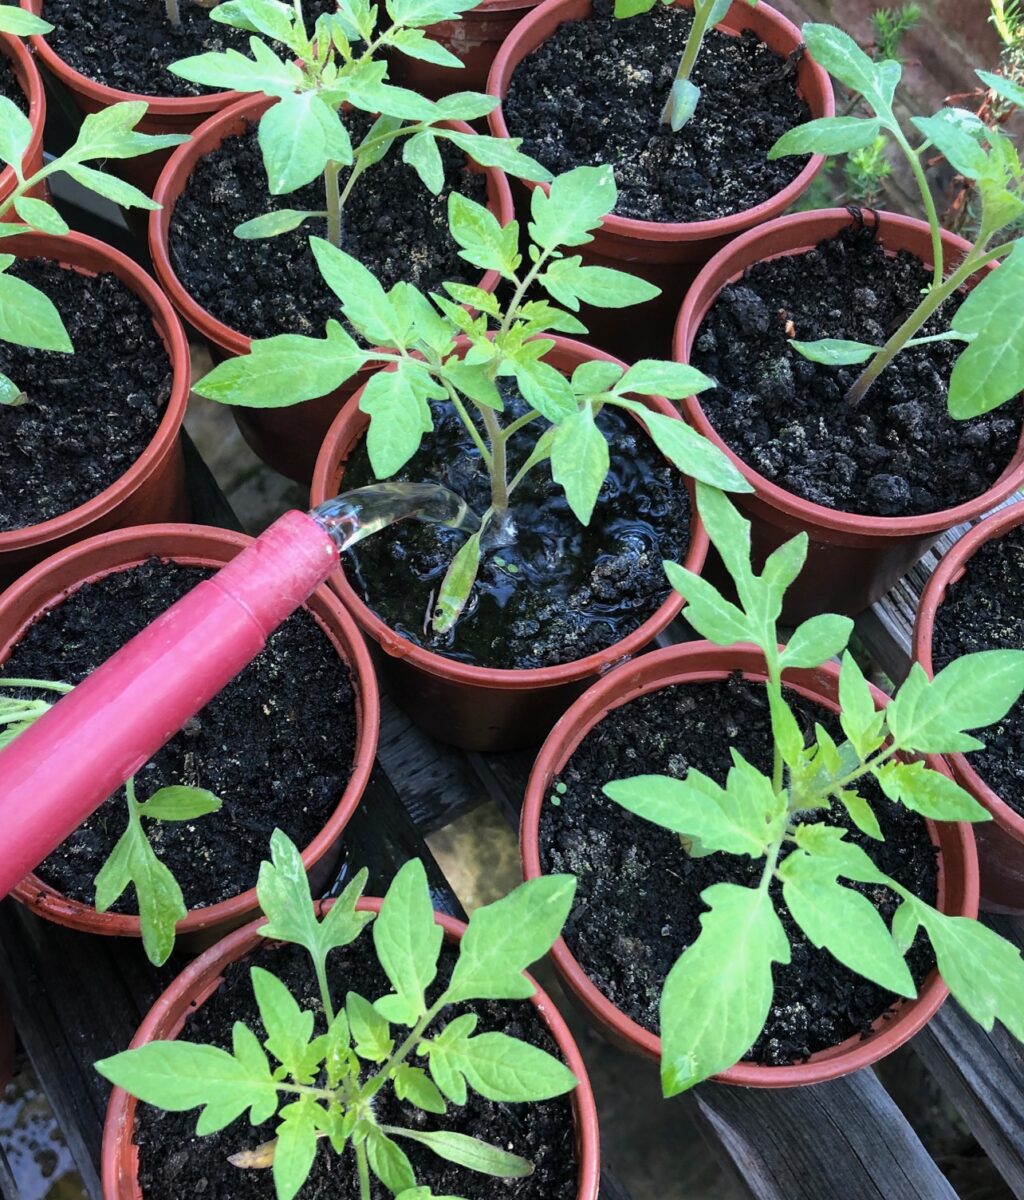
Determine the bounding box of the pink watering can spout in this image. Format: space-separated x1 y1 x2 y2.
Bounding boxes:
0 486 478 899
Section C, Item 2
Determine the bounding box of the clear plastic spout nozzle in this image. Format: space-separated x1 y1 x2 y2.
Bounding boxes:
310 483 481 553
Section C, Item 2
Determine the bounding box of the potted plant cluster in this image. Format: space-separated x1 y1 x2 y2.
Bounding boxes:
3 1 1024 1193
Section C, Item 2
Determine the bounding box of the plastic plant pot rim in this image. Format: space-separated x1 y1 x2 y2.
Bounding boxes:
485 0 834 243
0 32 45 201
673 207 1024 541
912 501 1024 847
2 521 382 940
0 231 191 557
309 333 711 691
148 93 517 359
21 0 246 117
519 640 981 1089
100 898 602 1200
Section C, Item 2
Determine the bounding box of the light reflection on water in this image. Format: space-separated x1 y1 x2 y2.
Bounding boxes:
1 1065 86 1200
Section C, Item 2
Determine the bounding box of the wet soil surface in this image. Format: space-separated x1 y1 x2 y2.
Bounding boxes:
135 940 580 1199
0 259 169 533
540 673 939 1065
169 117 489 341
692 222 1023 517
1 560 357 910
933 520 1024 815
0 54 28 114
503 0 810 222
341 390 692 669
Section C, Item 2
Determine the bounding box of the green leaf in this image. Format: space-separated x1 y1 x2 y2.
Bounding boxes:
168 41 302 97
348 991 395 1061
250 966 317 1081
310 236 412 345
234 208 326 239
550 406 609 524
0 271 73 353
540 257 659 311
875 760 992 823
274 1098 320 1200
949 244 1024 419
0 96 33 172
790 338 880 365
393 1064 447 1114
127 827 187 967
615 359 714 399
431 530 483 635
663 78 700 131
63 163 160 211
93 827 135 915
70 101 188 160
135 786 222 821
838 788 884 841
386 0 479 28
431 1030 576 1103
367 1128 417 1193
210 0 297 44
660 882 790 1095
801 23 895 114
404 130 445 195
770 116 881 159
508 352 576 423
259 93 331 194
977 68 1024 110
912 109 988 180
528 164 617 250
12 197 68 236
0 8 53 34
389 28 464 67
442 130 551 184
781 614 853 669
360 363 440 477
447 192 520 279
424 1013 477 1104
779 850 916 996
0 373 24 405
389 1128 532 1178
373 859 443 1025
614 0 657 14
839 650 886 758
630 406 750 491
445 876 576 1003
435 92 500 122
571 360 625 395
662 561 752 644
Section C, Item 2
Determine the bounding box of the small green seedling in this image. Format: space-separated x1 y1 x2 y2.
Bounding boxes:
97 830 579 1200
0 680 221 965
602 482 1024 1096
167 0 549 246
771 23 1024 418
0 100 188 405
194 164 750 631
613 0 756 131
870 4 921 63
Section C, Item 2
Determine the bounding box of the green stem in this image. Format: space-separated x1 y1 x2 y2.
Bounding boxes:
324 160 343 248
0 704 51 726
890 126 945 287
367 998 446 1094
501 408 542 442
314 957 336 1026
764 649 786 797
0 679 73 694
355 1142 371 1200
661 0 713 124
481 406 509 510
499 249 551 338
438 378 493 469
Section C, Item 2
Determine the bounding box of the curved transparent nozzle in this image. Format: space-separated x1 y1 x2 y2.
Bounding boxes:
310 483 481 553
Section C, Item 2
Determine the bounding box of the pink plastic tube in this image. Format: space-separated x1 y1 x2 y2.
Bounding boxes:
0 511 338 899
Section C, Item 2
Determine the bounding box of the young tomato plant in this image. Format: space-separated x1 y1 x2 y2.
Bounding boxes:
0 100 188 405
97 830 579 1200
167 0 549 246
612 0 756 130
770 23 1024 418
194 165 750 630
602 482 1024 1096
0 680 222 966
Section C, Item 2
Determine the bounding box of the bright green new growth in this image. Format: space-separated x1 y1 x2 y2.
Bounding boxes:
612 0 756 130
770 23 1024 418
602 483 1024 1097
96 830 579 1200
169 0 550 247
0 680 221 966
193 164 750 631
0 99 188 404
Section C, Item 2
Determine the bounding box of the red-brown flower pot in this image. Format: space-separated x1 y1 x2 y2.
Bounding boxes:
150 95 516 485
310 335 710 752
486 0 833 359
520 641 980 1086
0 231 191 591
21 0 244 196
0 31 45 207
913 503 1024 914
673 209 1024 623
101 898 601 1200
0 523 381 955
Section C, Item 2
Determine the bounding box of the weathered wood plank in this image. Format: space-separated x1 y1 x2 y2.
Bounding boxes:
0 1143 19 1200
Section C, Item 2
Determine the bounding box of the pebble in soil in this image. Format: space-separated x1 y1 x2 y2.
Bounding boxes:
0 53 29 116
691 222 1024 518
134 942 580 1200
38 0 339 98
0 560 357 911
502 0 810 222
540 674 939 1065
0 259 170 534
933 520 1024 816
340 388 692 670
169 118 490 341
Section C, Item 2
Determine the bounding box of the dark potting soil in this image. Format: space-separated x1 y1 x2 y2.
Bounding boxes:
341 390 692 669
169 119 489 341
0 259 170 533
933 521 1024 815
40 0 338 98
0 53 29 115
692 222 1024 518
0 560 357 910
134 940 579 1199
502 0 810 223
540 674 939 1065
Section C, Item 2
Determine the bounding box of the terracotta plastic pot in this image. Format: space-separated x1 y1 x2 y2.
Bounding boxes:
150 95 516 484
913 503 1024 914
0 231 191 591
521 640 980 1085
311 335 710 752
101 897 601 1200
486 0 833 359
0 523 381 955
0 31 45 207
21 0 244 196
673 208 1024 623
390 0 542 98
